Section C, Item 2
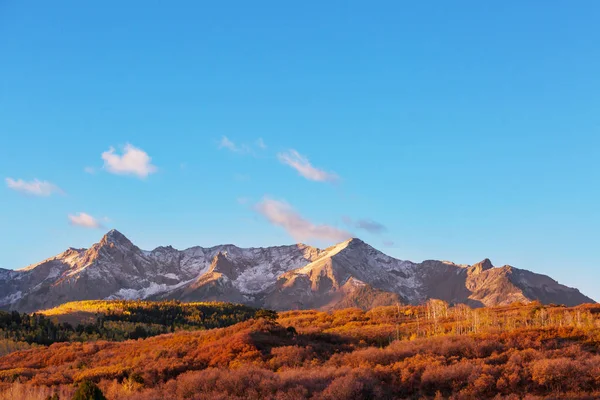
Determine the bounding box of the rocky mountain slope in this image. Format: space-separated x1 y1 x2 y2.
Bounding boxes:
0 230 593 312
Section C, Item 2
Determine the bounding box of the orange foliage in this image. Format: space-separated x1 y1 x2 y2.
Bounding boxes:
0 302 600 399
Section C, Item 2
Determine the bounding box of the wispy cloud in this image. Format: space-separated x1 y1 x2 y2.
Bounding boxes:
277 150 339 183
68 212 103 229
102 144 157 178
382 240 395 247
255 197 350 242
357 220 387 234
218 136 244 152
343 216 387 234
5 178 63 196
84 166 96 174
218 136 267 155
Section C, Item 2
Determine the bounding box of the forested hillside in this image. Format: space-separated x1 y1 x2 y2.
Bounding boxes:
0 300 273 357
1 301 600 399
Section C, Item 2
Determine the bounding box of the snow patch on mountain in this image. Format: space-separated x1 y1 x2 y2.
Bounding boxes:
0 291 22 306
0 230 594 312
107 278 196 300
234 263 280 294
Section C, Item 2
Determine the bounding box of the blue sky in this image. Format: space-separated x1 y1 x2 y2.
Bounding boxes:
1 2 599 299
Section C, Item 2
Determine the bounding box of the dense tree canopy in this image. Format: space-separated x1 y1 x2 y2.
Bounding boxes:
1 301 599 399
0 301 273 354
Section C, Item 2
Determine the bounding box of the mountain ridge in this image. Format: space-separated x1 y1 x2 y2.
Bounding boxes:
0 229 594 312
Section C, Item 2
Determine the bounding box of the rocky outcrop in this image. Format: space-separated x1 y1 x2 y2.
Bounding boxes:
0 230 594 312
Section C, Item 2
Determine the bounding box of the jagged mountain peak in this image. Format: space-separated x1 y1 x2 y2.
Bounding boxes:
211 251 229 262
339 237 367 247
67 247 86 252
19 247 86 272
0 233 594 312
320 237 375 258
339 237 377 252
100 229 132 246
469 258 495 275
151 245 178 255
88 229 141 260
208 251 238 277
477 258 494 269
343 237 364 244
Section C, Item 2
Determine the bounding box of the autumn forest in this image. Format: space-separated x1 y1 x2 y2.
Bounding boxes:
1 300 600 399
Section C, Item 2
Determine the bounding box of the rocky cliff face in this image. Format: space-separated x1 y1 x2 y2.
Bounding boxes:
0 230 594 312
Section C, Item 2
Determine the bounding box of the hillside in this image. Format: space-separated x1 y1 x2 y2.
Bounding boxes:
0 230 593 313
2 302 600 399
0 300 272 356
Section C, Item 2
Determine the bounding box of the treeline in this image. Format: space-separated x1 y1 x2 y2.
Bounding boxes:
279 300 600 346
0 312 74 345
100 300 276 330
0 301 275 347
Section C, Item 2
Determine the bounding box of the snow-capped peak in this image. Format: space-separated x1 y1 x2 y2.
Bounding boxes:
0 231 594 312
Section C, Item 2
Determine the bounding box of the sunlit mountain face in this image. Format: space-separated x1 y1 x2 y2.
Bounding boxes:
0 230 592 313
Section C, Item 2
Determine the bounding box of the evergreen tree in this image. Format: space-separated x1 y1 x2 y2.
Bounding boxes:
72 380 106 400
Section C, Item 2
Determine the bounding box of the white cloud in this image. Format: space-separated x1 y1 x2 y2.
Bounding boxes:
256 138 267 149
101 144 157 178
84 167 96 174
277 150 339 183
5 178 63 196
255 197 350 242
68 212 103 229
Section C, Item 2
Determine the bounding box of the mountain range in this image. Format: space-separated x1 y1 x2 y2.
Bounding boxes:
0 230 593 312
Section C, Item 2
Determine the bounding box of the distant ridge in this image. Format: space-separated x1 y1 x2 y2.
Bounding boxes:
0 230 594 312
